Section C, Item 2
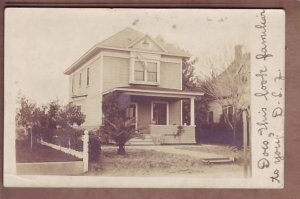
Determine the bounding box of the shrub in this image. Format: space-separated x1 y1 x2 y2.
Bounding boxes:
88 131 101 163
102 92 143 155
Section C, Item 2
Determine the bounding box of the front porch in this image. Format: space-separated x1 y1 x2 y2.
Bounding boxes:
102 86 203 145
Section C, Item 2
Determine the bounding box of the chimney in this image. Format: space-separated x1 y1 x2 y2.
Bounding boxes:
235 45 243 60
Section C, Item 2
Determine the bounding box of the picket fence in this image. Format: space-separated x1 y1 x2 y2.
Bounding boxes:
39 130 89 172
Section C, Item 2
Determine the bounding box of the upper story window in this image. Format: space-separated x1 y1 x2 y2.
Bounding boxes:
79 73 82 87
132 59 160 85
72 78 74 93
147 62 157 82
134 61 145 81
87 68 90 86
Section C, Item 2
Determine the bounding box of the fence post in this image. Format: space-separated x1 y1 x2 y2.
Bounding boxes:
243 110 249 178
83 130 89 172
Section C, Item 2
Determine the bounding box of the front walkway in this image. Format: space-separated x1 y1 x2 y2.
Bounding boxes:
102 145 232 160
129 145 228 159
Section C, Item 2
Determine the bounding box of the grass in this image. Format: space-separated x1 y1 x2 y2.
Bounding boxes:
16 141 82 163
86 147 243 177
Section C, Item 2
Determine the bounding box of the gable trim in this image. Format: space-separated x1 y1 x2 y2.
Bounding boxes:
127 35 167 53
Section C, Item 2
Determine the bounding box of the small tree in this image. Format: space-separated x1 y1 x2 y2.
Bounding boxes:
16 96 37 129
16 96 40 148
58 102 86 128
194 97 209 143
102 117 138 155
101 92 142 155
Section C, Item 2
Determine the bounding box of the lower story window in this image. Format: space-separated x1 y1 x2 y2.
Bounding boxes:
125 104 136 119
125 103 137 128
208 111 214 125
222 105 234 123
152 102 168 125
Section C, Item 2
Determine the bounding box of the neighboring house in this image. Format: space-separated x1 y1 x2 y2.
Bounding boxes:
206 45 250 125
64 27 203 144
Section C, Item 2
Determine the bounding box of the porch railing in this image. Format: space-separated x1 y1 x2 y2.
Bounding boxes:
149 125 196 144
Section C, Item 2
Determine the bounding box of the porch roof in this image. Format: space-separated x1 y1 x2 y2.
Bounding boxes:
102 86 203 99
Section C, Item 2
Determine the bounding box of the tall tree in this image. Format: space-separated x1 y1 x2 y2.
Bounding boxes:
47 100 61 129
182 57 201 125
182 57 199 91
199 52 250 145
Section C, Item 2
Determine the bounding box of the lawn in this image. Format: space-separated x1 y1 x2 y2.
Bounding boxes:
16 141 82 163
86 147 243 177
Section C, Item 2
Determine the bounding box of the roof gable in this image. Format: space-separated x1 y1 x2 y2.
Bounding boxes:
128 35 167 53
98 27 190 56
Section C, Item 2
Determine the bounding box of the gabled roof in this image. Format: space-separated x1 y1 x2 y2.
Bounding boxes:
99 27 145 49
210 49 250 97
64 27 190 75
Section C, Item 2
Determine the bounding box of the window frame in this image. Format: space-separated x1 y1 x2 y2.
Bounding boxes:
79 72 82 87
151 101 169 126
71 77 74 93
87 67 90 86
222 105 234 123
140 38 152 49
131 58 160 85
207 111 214 125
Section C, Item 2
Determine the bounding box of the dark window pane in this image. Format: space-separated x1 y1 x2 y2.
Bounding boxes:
79 73 81 87
153 103 167 125
208 111 214 124
126 104 136 119
87 68 90 86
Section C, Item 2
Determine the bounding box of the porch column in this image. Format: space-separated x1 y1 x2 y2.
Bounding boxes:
190 97 195 126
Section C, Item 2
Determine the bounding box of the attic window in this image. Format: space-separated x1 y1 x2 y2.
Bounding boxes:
141 39 151 49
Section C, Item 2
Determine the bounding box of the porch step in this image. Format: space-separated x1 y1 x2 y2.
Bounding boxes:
202 157 235 164
127 135 155 146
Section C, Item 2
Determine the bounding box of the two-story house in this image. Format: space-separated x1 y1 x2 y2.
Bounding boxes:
64 27 203 144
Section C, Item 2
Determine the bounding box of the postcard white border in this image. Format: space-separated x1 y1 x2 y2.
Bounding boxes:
4 8 285 188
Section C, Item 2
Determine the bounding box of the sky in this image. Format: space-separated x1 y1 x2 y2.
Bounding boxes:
5 8 251 105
